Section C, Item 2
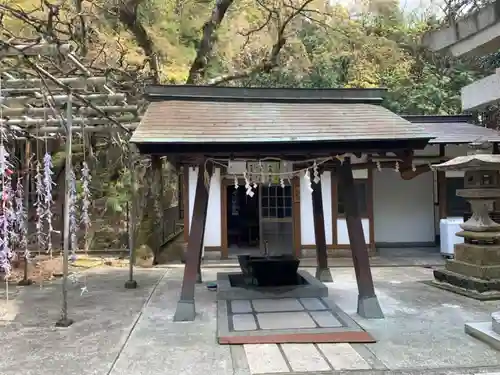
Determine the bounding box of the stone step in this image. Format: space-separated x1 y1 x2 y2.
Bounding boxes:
446 259 500 279
466 321 500 351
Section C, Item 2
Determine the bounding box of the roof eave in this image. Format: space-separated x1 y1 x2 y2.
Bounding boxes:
132 137 433 156
144 85 387 104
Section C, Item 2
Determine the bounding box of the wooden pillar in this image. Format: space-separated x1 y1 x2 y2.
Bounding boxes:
174 161 211 322
339 159 384 319
437 144 447 220
151 155 163 261
311 173 333 282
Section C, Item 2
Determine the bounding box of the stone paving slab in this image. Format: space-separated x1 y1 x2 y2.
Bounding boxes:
244 344 289 373
219 296 374 344
243 342 373 374
281 344 330 372
256 311 317 329
0 268 166 375
3 266 500 375
252 298 304 312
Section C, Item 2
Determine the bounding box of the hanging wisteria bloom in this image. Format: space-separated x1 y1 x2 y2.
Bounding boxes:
14 173 27 258
34 161 45 251
69 167 78 260
43 152 55 255
80 161 91 231
0 145 14 275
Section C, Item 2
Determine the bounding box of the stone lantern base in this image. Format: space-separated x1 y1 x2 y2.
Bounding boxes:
432 231 500 300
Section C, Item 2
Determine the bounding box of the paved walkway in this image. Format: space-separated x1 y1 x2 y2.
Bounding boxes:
2 266 500 374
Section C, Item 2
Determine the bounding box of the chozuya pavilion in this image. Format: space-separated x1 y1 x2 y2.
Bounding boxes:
130 84 435 322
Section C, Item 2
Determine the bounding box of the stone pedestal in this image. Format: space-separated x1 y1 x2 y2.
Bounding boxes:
432 185 500 300
433 231 500 300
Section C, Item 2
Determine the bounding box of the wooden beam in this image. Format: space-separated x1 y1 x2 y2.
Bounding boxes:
438 144 447 220
338 159 383 319
174 161 211 322
367 168 375 252
151 155 163 263
221 180 228 259
292 177 302 257
311 173 332 282
0 43 72 57
183 168 190 242
331 172 338 247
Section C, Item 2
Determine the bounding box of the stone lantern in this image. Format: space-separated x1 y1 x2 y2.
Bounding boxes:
431 141 500 299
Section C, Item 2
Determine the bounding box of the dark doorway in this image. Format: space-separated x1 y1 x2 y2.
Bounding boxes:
227 185 260 254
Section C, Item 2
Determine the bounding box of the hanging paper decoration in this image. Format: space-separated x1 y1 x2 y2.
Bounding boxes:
394 161 400 172
243 171 254 197
411 162 416 172
6 178 17 247
34 162 45 251
312 160 320 184
203 164 210 188
336 154 345 165
233 175 238 189
0 145 14 275
43 152 55 255
376 161 382 171
80 161 92 231
279 178 285 188
69 167 78 259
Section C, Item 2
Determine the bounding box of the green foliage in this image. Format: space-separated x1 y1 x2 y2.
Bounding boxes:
4 0 493 114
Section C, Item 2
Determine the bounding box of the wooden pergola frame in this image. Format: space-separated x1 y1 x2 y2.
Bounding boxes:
0 42 143 327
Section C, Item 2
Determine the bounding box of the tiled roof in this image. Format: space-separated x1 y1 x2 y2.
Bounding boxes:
131 101 431 144
405 116 500 144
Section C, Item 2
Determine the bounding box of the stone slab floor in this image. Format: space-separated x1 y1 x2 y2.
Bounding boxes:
2 266 500 375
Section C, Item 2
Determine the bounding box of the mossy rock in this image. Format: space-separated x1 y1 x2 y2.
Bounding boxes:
155 237 186 264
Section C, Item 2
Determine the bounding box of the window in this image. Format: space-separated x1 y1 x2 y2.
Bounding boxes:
261 186 292 218
338 180 368 217
445 178 468 217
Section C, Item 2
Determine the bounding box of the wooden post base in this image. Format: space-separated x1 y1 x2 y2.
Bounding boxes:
315 267 333 282
124 280 138 289
357 295 384 319
55 318 74 327
174 300 196 322
18 278 33 286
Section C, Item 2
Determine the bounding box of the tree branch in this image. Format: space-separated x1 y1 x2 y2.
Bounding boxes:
117 0 161 84
208 0 314 86
186 0 235 84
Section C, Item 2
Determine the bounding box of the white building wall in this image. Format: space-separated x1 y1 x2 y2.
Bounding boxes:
300 171 332 245
335 169 370 245
373 169 435 244
188 167 222 249
337 219 370 244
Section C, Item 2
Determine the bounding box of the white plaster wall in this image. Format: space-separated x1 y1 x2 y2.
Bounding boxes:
188 167 221 248
446 144 474 157
300 171 333 245
373 169 435 244
337 219 370 244
414 144 439 156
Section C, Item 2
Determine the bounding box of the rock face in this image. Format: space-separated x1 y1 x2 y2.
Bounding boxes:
432 142 500 300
